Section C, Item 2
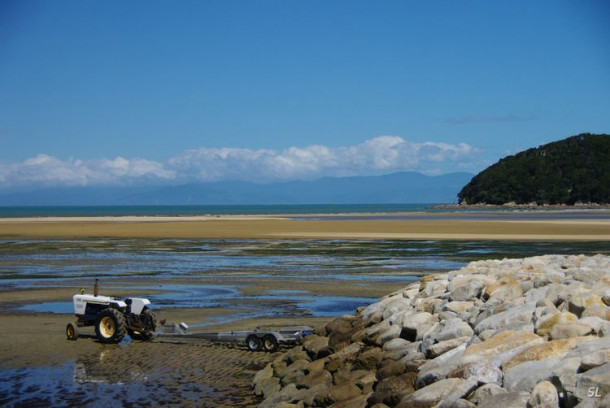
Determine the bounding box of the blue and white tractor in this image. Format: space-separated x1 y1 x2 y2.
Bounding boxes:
66 279 157 343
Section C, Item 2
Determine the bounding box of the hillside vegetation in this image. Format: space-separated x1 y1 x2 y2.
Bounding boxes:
458 133 610 205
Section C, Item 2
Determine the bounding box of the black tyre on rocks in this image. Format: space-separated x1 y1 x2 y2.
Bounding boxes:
262 334 279 352
246 335 262 352
95 308 127 343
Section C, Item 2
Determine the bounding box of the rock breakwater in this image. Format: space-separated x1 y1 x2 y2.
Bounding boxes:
253 255 610 407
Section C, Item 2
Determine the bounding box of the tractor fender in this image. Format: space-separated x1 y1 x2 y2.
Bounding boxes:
126 298 151 315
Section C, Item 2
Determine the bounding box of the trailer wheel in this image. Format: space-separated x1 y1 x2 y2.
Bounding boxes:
66 322 78 341
262 334 279 352
95 308 127 344
246 335 262 352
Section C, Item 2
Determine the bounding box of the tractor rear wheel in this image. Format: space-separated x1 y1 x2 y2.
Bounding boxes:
95 308 127 344
129 309 157 341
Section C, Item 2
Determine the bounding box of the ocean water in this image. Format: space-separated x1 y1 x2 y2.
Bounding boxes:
0 203 434 218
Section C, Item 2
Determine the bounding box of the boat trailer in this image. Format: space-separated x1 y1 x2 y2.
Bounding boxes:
158 322 314 352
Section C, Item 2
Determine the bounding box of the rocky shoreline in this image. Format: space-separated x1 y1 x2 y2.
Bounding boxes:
253 254 610 407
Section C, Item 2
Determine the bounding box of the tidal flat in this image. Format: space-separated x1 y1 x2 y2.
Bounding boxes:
1 238 609 406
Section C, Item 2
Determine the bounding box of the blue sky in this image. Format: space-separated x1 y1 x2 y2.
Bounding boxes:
1 0 609 189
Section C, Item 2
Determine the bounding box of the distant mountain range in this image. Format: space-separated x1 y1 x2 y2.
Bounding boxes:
0 171 473 206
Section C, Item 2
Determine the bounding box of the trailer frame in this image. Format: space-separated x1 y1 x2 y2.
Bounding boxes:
157 323 313 352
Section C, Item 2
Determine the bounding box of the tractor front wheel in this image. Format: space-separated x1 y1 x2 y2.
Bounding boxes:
95 308 127 344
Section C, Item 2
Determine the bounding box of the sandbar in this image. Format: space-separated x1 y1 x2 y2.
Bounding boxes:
1 213 609 241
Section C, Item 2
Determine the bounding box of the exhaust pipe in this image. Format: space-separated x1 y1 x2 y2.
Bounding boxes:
94 279 99 297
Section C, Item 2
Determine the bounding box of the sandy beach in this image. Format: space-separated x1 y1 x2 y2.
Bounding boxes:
1 212 609 241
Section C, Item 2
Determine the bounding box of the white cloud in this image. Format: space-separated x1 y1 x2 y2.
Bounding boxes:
169 136 480 182
0 136 481 188
0 154 176 188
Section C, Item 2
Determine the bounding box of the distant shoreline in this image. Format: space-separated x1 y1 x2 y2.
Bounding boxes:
434 202 610 210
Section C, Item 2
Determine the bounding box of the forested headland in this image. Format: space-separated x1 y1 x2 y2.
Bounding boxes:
458 133 610 205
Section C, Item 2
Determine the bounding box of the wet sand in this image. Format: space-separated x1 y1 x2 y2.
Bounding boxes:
0 311 324 407
1 212 609 241
0 303 332 407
